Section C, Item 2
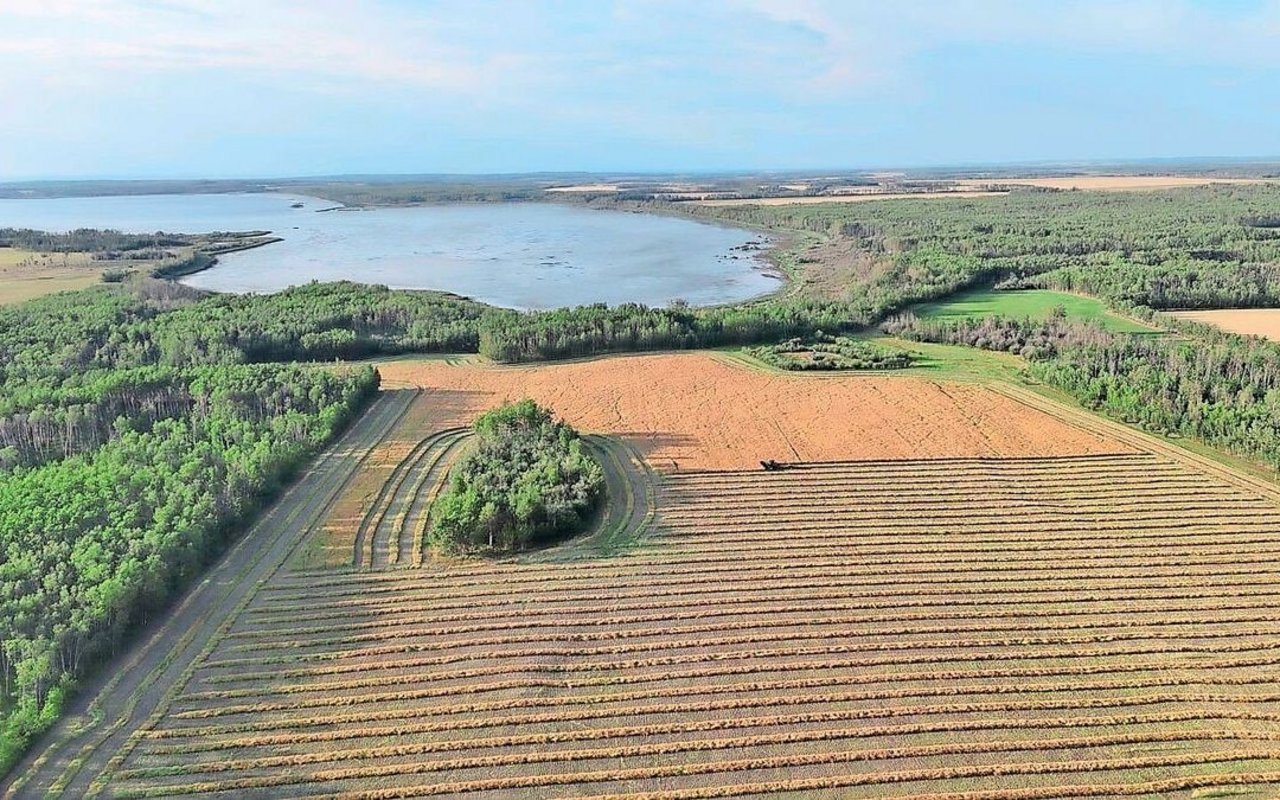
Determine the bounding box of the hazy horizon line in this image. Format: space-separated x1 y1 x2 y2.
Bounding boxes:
4 154 1280 186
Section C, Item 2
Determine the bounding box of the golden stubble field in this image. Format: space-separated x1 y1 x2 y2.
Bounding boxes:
687 176 1275 207
956 175 1273 191
1170 309 1280 343
374 353 1129 471
20 354 1280 799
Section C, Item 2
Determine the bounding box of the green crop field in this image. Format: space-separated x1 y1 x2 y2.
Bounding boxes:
912 288 1156 333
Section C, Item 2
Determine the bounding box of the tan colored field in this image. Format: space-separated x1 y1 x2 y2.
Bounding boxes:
686 175 1277 207
1169 309 1280 342
15 356 1280 798
0 249 100 304
104 410 1280 798
693 190 1004 207
294 389 449 570
956 175 1273 191
375 353 1129 471
544 183 621 193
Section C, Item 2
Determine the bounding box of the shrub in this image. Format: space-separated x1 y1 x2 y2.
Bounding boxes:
746 335 915 371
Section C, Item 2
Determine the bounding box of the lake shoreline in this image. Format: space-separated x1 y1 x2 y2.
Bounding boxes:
0 192 787 310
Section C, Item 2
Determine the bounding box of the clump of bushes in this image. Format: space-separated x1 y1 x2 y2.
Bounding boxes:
747 333 915 371
100 267 131 283
429 399 604 553
881 306 1102 360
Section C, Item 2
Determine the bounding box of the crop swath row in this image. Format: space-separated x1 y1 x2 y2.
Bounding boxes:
351 427 469 569
76 449 1280 799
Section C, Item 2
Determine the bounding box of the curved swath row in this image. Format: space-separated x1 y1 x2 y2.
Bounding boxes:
92 452 1280 797
352 427 470 569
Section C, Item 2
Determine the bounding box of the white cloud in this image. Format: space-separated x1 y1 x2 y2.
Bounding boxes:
0 0 536 97
6 0 1278 108
1 0 1277 177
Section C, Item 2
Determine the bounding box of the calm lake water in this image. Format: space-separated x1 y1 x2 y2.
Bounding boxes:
0 193 779 309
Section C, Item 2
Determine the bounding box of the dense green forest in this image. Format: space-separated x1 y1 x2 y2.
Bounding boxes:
0 277 863 366
430 400 603 553
0 279 378 771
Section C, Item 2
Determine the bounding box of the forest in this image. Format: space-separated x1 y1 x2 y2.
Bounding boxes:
690 184 1280 311
746 335 916 370
0 228 193 253
429 400 603 553
0 276 379 771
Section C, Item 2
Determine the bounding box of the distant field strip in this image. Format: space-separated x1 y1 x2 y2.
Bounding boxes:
93 447 1280 798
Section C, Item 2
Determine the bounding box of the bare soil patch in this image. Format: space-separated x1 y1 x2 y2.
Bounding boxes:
793 236 889 298
375 353 1130 472
1169 309 1280 342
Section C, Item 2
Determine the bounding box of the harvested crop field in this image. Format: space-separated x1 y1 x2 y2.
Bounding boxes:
1170 309 1280 342
375 354 1130 471
95 449 1280 796
9 361 1280 799
0 249 100 304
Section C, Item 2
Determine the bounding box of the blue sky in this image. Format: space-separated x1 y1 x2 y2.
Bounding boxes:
1 0 1277 179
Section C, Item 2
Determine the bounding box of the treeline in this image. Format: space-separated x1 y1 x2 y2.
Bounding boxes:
0 279 873 370
430 400 603 553
294 180 546 206
476 298 864 361
0 228 191 253
149 251 215 280
883 308 1102 361
0 278 381 772
746 335 915 371
0 281 492 381
1020 259 1280 309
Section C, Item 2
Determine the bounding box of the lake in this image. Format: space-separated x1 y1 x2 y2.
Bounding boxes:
0 193 780 309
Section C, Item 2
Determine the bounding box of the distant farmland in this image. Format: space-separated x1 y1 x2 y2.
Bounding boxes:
7 355 1280 798
1170 309 1280 343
